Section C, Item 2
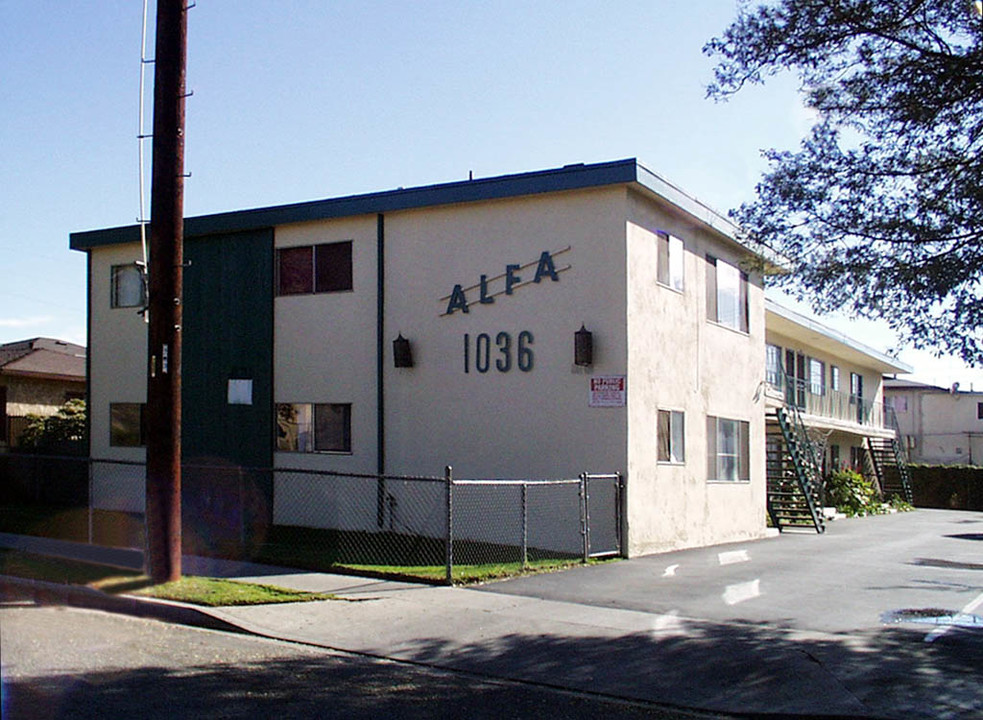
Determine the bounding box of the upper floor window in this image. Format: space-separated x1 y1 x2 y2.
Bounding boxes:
657 232 684 292
111 264 146 308
766 344 782 386
830 365 841 392
658 409 685 463
809 358 826 396
706 255 748 332
277 241 353 296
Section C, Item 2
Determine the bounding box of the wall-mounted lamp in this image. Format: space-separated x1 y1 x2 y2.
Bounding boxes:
393 333 414 368
574 324 593 367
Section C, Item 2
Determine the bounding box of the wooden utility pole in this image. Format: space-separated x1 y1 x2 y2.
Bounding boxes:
146 0 188 584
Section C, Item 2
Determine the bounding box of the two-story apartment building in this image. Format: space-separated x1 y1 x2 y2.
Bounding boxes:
71 159 776 557
764 301 913 529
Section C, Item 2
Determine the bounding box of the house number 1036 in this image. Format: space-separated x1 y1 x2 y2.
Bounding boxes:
464 331 534 373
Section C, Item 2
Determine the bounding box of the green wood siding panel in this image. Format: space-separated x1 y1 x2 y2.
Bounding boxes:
182 229 273 468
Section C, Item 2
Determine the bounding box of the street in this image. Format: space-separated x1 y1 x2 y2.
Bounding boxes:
0 598 720 720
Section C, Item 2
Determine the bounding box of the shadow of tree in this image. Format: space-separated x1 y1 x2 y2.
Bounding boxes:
392 618 982 719
3 649 720 720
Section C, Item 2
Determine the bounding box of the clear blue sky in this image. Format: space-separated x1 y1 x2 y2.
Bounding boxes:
2 1 979 388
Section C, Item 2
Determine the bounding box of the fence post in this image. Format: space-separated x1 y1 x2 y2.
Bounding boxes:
445 465 453 585
580 472 589 563
87 458 94 545
521 482 528 568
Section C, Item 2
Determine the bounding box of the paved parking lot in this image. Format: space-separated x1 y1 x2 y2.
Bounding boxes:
481 509 983 639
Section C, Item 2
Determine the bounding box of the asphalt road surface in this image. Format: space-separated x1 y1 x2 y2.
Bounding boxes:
1 598 724 720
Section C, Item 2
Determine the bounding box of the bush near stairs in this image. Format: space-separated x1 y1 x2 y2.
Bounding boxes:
908 465 983 511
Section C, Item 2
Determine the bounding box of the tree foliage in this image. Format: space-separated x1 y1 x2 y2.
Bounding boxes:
706 0 983 364
19 398 87 453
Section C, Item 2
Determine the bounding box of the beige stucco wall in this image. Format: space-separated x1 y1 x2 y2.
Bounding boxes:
1 376 82 417
87 242 148 511
274 215 379 474
625 191 767 556
383 187 629 479
889 390 983 464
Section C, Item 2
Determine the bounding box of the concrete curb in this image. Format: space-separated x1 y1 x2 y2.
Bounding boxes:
0 574 247 635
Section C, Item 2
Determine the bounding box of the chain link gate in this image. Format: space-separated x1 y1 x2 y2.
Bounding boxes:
581 472 623 560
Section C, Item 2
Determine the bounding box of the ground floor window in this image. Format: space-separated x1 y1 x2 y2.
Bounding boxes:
658 409 685 463
110 403 146 447
707 415 750 482
276 402 351 453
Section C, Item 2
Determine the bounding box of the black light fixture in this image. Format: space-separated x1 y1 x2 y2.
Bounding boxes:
574 324 593 366
393 333 414 368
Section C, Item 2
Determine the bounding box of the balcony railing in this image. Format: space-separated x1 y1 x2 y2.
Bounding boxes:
766 366 886 429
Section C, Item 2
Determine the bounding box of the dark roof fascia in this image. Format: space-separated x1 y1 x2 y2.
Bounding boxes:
70 158 642 251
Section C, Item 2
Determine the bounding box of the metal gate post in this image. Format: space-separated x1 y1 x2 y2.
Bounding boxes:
580 472 589 563
521 482 528 568
445 465 453 584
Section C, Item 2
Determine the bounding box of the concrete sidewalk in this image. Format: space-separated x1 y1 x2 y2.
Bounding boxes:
4 519 981 719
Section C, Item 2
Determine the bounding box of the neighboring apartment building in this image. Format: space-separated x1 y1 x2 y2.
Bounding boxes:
764 301 913 528
0 338 86 447
884 378 983 465
71 158 773 557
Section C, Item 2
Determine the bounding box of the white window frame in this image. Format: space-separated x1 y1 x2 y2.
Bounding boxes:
657 232 684 292
809 358 825 396
110 264 146 309
707 415 750 482
658 409 685 464
706 255 748 332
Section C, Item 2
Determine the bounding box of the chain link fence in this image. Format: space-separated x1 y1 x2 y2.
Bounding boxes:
2 455 624 583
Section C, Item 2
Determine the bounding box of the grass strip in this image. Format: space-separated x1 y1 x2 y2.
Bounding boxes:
0 549 335 607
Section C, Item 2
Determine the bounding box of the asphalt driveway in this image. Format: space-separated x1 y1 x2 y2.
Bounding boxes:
480 509 983 639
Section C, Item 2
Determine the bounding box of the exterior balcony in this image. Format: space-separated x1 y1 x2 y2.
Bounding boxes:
764 371 898 440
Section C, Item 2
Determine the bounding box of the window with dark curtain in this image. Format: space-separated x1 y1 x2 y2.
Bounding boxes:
315 241 353 292
277 246 313 295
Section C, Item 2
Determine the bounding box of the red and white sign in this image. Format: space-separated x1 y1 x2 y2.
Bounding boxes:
589 375 626 407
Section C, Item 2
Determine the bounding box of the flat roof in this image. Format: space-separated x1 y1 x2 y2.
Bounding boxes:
766 299 913 375
70 158 770 261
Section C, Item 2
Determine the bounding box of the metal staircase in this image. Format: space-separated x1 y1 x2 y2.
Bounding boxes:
766 405 826 533
865 436 913 504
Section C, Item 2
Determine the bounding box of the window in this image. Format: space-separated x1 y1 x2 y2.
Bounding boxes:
706 255 748 332
658 410 685 463
110 403 145 447
111 264 146 308
830 365 840 393
276 241 353 295
850 372 864 399
706 415 750 482
809 358 825 396
657 232 684 291
276 402 351 453
829 444 841 471
888 395 908 414
977 401 983 420
766 344 782 386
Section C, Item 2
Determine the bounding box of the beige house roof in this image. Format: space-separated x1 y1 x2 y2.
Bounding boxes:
0 338 86 383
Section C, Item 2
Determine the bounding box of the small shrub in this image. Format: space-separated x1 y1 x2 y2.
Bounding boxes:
826 469 883 517
18 399 86 454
